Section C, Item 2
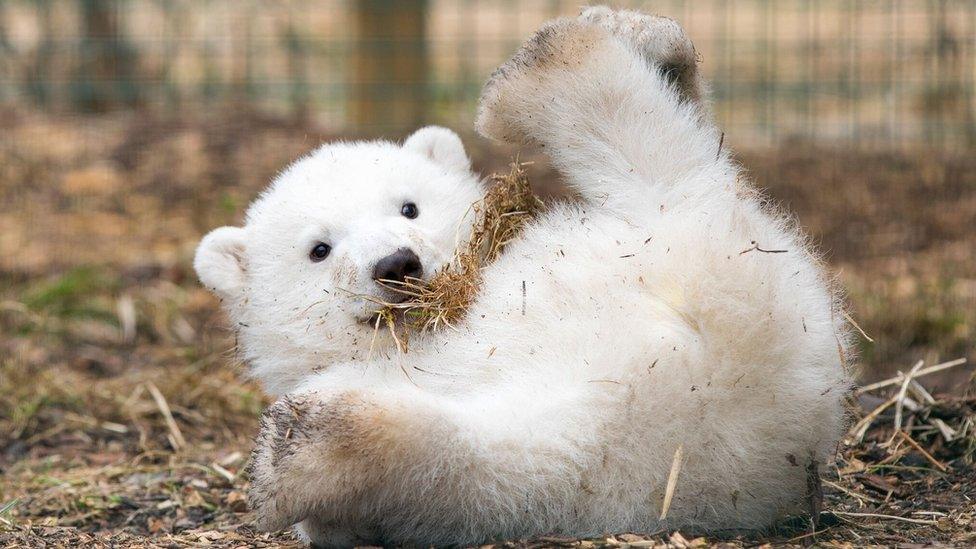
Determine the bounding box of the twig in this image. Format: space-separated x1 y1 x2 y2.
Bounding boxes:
831 511 938 526
659 443 684 520
932 418 957 442
117 294 137 343
842 311 874 343
895 430 948 472
739 240 788 255
210 462 237 482
848 395 897 442
785 527 834 544
822 480 881 505
907 379 936 405
912 511 948 517
892 360 925 436
146 382 187 451
855 358 967 395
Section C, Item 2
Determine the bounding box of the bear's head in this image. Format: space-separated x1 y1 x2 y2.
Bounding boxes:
194 126 483 395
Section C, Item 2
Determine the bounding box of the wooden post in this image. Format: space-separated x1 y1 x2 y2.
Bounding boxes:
283 22 309 123
351 0 429 134
74 0 139 111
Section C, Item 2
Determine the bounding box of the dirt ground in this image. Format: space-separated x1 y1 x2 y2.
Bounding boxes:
1 109 974 547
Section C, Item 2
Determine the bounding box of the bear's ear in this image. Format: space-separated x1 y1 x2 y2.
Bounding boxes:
403 126 471 172
194 226 248 300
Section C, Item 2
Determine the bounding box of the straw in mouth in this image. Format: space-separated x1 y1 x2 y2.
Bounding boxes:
364 161 542 351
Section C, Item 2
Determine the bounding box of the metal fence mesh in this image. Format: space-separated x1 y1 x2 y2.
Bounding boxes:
0 2 973 417
1 0 974 148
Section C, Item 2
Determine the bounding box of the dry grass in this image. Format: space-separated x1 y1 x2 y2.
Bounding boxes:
370 162 541 346
0 110 973 547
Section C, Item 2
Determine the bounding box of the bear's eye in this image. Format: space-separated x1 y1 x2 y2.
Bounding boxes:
400 202 419 219
309 242 331 262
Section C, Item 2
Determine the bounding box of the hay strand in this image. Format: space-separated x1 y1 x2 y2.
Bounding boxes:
894 430 948 473
892 360 925 437
855 358 968 395
146 382 186 451
372 162 541 344
659 443 684 521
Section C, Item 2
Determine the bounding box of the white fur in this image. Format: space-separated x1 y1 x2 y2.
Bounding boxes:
195 226 247 298
199 8 852 547
194 126 483 396
403 125 472 172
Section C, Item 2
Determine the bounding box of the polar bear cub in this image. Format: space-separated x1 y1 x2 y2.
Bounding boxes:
197 6 852 548
194 127 483 395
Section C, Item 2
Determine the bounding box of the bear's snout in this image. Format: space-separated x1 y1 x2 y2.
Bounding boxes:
372 248 423 285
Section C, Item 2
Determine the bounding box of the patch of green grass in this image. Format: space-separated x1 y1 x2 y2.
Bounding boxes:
0 361 85 441
234 387 265 419
23 266 117 321
218 191 238 217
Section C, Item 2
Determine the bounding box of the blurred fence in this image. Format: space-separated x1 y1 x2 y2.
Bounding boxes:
0 0 974 149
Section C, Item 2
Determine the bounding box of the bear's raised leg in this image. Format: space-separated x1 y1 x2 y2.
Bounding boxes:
476 7 724 215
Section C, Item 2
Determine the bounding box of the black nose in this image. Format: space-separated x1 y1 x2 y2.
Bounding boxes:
372 248 423 285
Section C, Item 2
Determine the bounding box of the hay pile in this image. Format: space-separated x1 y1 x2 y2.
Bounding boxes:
371 162 542 349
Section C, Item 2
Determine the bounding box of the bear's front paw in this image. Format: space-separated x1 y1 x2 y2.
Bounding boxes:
247 394 309 531
247 390 392 534
246 392 339 532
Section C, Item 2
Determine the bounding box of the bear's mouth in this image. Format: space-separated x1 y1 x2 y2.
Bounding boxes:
358 295 410 326
359 309 406 328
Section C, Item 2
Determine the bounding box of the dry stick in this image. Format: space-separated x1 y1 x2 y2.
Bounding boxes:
907 379 936 405
659 443 684 521
892 360 925 437
849 395 898 442
822 480 881 505
209 462 236 482
832 511 938 526
146 382 186 451
932 418 958 442
117 294 137 343
855 358 968 395
895 430 948 473
785 527 835 544
842 311 874 342
630 536 668 548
